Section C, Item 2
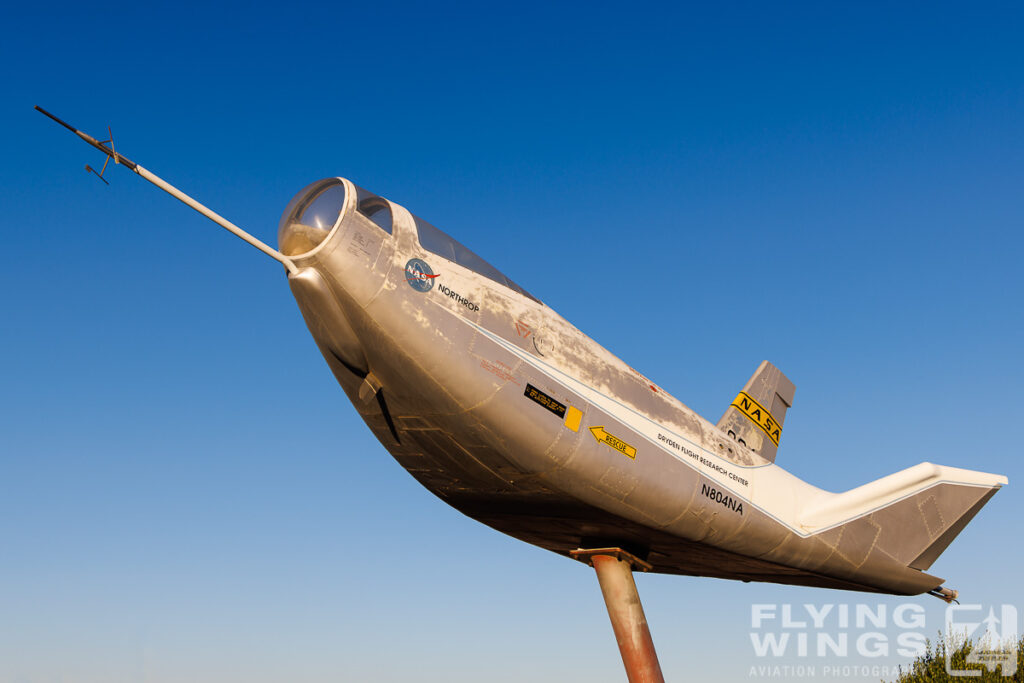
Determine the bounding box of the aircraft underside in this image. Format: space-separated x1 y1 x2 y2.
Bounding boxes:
335 355 899 594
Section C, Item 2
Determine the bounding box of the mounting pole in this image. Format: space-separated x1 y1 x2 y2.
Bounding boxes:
571 548 665 683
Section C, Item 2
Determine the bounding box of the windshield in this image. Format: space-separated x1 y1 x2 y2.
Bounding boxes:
278 179 347 256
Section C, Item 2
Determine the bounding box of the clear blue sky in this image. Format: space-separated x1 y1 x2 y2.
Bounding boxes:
2 2 1022 681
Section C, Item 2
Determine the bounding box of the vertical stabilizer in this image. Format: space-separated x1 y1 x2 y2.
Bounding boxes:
717 360 795 462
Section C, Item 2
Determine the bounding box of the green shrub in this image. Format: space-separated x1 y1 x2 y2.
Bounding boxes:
890 631 1023 682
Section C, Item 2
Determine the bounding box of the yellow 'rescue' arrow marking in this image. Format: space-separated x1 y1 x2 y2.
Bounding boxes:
589 426 637 460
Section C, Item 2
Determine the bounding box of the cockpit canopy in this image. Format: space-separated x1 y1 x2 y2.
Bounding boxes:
413 214 538 302
278 177 538 302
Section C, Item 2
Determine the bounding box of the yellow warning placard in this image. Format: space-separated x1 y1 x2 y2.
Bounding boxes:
589 426 637 459
730 391 782 446
564 405 583 432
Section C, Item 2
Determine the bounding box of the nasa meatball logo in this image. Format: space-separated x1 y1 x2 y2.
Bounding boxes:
405 258 438 292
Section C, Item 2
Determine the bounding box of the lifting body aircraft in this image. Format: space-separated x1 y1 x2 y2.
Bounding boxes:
37 107 1007 683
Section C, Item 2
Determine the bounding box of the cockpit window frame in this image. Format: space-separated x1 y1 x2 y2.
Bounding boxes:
354 184 393 235
277 178 349 258
413 214 540 304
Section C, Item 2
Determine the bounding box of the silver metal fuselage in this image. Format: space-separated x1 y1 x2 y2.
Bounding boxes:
279 177 1004 597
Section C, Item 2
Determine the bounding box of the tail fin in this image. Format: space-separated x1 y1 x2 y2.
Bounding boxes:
718 360 795 462
801 463 1007 572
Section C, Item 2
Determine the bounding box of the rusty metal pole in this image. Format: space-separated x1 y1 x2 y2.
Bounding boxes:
571 548 665 683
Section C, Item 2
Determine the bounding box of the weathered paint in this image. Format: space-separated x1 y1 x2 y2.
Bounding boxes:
280 176 1007 598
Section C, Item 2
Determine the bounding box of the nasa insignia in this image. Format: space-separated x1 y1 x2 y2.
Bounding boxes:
405 258 437 292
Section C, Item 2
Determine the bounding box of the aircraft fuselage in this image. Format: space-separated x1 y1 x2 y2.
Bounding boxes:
280 177 1004 597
